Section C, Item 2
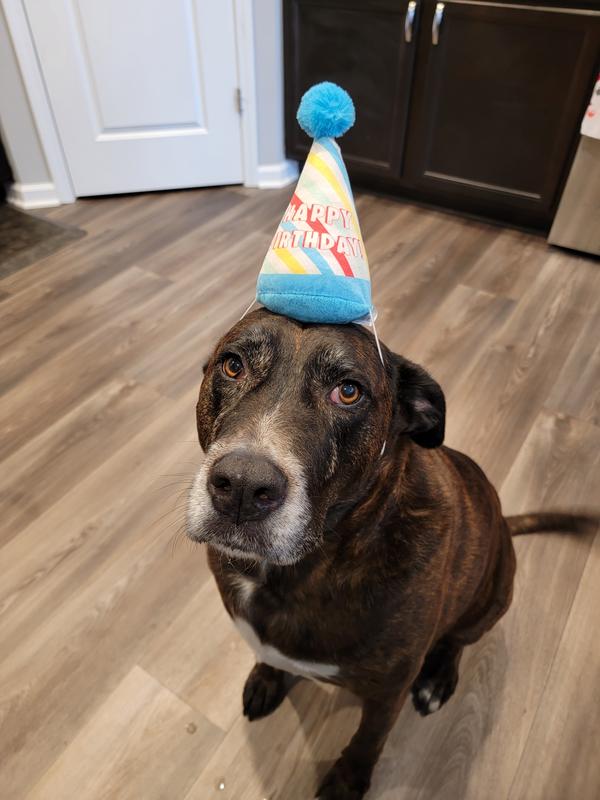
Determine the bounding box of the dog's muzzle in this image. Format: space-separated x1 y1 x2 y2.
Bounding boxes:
187 435 313 563
207 449 288 523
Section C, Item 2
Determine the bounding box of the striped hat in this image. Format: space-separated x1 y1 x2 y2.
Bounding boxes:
257 83 373 324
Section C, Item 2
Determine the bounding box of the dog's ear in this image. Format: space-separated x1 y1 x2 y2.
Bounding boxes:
390 353 445 448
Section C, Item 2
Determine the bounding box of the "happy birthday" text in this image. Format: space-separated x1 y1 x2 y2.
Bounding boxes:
272 201 364 257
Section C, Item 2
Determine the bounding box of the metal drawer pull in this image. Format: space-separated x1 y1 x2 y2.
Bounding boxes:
432 2 445 45
405 1 417 43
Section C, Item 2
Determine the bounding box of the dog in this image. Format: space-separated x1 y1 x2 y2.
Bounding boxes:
186 308 594 799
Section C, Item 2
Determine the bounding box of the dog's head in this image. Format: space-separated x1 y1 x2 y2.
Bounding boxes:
187 309 444 564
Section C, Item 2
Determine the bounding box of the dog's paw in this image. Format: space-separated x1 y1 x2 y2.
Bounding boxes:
411 669 458 716
242 663 288 721
316 758 371 800
411 639 460 716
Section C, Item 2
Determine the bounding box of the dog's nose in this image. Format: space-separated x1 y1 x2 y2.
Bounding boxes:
208 450 287 523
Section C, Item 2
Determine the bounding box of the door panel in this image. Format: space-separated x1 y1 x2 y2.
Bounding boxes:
284 0 420 177
76 0 205 131
404 1 600 224
25 0 243 195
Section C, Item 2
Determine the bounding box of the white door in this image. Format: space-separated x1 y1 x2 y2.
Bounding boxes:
24 0 243 196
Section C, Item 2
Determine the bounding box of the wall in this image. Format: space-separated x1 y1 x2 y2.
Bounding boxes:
252 0 297 186
252 0 285 165
0 4 50 186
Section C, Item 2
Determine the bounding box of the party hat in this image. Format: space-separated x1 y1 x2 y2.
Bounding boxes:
256 82 373 324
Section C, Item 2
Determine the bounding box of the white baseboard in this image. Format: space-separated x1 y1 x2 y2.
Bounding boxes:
7 181 61 209
255 159 298 189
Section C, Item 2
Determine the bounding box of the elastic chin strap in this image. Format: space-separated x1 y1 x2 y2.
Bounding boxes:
368 310 386 458
239 298 257 320
368 308 385 368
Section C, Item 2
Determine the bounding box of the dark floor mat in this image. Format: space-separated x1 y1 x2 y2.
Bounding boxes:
0 204 85 278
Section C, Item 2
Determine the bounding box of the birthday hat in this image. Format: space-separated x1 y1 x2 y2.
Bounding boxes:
256 83 373 325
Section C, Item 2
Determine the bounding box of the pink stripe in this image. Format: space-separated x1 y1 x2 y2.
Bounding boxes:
290 194 354 278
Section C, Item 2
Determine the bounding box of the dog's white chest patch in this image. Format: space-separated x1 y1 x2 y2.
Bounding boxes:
233 617 339 680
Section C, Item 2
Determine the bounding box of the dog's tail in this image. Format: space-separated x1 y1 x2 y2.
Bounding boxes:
506 512 598 536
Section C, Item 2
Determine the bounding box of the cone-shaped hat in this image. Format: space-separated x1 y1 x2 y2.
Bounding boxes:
256 82 372 324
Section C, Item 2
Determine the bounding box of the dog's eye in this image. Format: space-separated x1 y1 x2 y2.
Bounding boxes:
330 382 362 406
222 355 244 380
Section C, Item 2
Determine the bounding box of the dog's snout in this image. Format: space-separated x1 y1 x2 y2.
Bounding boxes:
208 450 287 523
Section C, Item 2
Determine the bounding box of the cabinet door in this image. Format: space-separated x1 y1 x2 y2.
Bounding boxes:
284 0 420 178
404 1 600 227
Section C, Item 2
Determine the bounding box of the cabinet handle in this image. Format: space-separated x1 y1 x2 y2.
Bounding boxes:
405 1 417 43
432 2 445 45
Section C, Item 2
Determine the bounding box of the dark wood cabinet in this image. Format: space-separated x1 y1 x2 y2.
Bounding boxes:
284 0 418 177
284 0 600 229
404 1 600 227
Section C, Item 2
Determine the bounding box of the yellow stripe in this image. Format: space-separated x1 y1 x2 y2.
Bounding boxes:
273 248 307 274
307 153 352 207
307 152 360 234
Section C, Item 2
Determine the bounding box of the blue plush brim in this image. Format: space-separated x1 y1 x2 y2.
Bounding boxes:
257 274 371 324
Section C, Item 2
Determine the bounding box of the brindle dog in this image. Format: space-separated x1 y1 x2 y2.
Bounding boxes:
186 308 593 800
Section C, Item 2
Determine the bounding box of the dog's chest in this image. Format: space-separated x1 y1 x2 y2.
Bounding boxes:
230 574 339 681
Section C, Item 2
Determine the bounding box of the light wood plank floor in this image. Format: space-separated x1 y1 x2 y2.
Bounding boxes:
1 188 598 800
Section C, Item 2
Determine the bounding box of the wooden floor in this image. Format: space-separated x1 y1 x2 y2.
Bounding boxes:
1 187 599 800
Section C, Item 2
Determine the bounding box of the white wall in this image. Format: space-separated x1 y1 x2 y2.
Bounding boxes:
0 3 50 186
252 0 286 167
251 0 297 187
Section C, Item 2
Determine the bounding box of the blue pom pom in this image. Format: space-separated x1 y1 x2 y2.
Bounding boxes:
296 82 355 140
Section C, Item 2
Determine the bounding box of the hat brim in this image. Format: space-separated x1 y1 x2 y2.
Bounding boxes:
257 273 371 324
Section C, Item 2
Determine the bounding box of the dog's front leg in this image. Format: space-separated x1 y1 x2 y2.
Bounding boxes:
242 662 291 721
316 689 407 800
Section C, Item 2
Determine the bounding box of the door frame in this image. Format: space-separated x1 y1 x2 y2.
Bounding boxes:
2 0 75 204
234 0 260 188
1 0 267 203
